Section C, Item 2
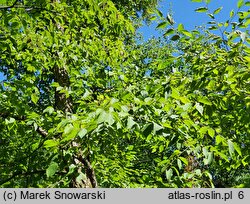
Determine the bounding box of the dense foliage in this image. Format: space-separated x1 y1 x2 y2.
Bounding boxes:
0 0 249 187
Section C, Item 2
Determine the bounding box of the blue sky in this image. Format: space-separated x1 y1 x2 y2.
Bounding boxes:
139 0 243 40
0 0 247 81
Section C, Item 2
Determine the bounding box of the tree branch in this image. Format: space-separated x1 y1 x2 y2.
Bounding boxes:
37 126 48 138
0 112 48 138
74 155 98 188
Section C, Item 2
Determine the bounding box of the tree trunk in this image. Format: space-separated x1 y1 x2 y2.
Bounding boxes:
52 0 97 188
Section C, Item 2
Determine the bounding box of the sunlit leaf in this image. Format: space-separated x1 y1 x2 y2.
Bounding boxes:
153 122 163 134
182 30 192 37
46 162 59 178
171 88 180 99
213 7 223 15
127 117 136 129
155 9 163 18
177 159 182 169
208 128 215 137
233 142 242 156
31 93 39 104
240 32 246 42
178 23 184 32
78 128 87 138
230 10 235 18
228 140 235 156
167 13 174 25
166 169 173 181
195 102 203 115
44 140 59 148
179 157 188 165
237 0 244 8
191 0 202 2
43 106 54 115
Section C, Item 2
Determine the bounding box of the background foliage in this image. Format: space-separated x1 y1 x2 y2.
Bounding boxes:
0 0 249 187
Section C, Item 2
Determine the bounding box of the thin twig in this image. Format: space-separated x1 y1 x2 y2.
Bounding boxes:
0 112 48 138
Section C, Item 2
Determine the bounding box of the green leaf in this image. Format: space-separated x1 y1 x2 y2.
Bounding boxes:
208 128 215 137
51 82 60 87
56 119 69 131
230 10 235 18
182 30 192 37
233 142 242 156
31 93 39 104
194 169 202 176
245 1 250 6
171 34 180 41
198 96 212 105
191 0 202 2
204 152 213 165
63 124 74 135
44 140 59 148
78 128 87 138
179 157 188 165
195 7 208 13
242 156 249 166
166 169 173 181
97 110 107 124
240 32 246 42
167 14 174 25
0 0 7 5
153 122 163 134
5 117 15 124
62 125 79 142
159 145 164 152
203 147 209 157
143 123 153 136
46 162 59 178
208 13 215 19
208 25 218 30
216 152 229 162
155 9 163 18
216 135 224 145
178 23 184 32
207 152 213 164
43 106 54 115
171 88 180 99
228 140 235 156
106 112 115 126
199 126 209 135
237 0 244 8
149 15 157 21
164 28 175 36
177 159 182 169
156 22 168 29
213 7 223 15
195 102 203 115
127 117 136 129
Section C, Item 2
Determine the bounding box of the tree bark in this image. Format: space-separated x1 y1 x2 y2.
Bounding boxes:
51 0 97 188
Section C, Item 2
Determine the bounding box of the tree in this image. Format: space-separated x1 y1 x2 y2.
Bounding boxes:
0 0 249 187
